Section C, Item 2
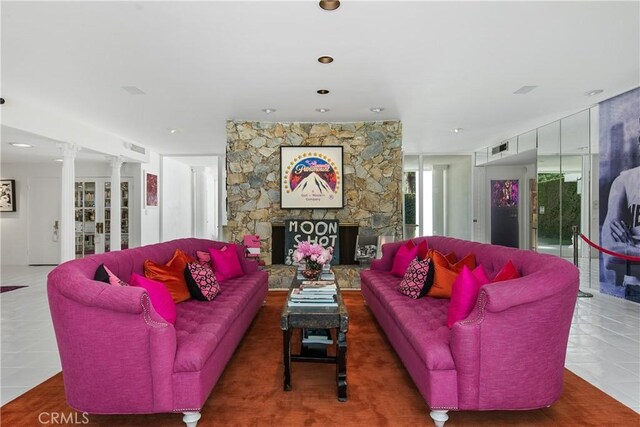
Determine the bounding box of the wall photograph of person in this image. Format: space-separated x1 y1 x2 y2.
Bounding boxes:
599 87 640 303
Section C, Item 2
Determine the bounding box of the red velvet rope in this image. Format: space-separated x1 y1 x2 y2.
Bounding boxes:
579 233 640 262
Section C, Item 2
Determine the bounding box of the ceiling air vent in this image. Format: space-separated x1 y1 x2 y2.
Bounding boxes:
123 141 146 155
491 141 509 155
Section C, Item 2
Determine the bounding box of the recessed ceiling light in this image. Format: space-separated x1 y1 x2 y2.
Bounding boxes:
319 0 340 11
318 56 334 64
9 143 32 148
452 128 464 133
169 129 178 134
369 107 384 113
513 85 538 95
586 89 604 96
262 108 277 114
317 89 330 95
316 108 330 113
54 159 64 162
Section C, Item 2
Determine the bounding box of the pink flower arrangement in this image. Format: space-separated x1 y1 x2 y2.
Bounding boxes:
292 241 334 271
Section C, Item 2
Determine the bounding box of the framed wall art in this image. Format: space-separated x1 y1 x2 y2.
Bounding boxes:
0 179 16 212
280 146 343 209
145 172 158 208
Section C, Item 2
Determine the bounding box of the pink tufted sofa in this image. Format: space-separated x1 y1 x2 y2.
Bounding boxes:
47 238 268 427
360 236 579 426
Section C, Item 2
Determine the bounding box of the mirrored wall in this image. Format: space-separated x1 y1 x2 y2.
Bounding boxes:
476 108 597 289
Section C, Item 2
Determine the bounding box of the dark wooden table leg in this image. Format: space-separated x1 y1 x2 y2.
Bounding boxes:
283 328 292 391
336 329 347 401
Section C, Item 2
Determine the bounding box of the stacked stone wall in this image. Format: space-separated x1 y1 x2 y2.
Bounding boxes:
226 120 403 264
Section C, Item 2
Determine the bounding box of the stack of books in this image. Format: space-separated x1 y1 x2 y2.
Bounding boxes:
302 328 333 344
287 282 338 307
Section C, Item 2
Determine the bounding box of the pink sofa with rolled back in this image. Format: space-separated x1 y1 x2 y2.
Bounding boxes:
47 238 268 427
360 236 579 426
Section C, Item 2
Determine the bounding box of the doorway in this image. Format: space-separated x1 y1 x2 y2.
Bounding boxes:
28 176 60 265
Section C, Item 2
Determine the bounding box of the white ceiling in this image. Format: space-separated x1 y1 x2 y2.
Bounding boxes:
1 1 638 162
0 126 110 163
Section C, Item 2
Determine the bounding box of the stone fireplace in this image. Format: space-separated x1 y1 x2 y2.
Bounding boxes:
225 120 403 265
270 223 360 265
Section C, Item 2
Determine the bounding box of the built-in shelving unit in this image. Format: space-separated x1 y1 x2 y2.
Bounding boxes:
75 178 131 258
104 181 130 251
75 181 96 257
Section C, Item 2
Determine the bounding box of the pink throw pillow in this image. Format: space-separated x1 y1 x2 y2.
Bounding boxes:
391 241 419 277
398 258 434 299
492 260 521 282
196 250 211 266
447 265 490 328
129 273 177 325
209 244 244 282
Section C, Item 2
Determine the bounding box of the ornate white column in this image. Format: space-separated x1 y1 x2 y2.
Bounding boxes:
109 156 123 251
57 143 79 262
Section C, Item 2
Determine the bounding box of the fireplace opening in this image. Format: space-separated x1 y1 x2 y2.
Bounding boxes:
271 224 359 265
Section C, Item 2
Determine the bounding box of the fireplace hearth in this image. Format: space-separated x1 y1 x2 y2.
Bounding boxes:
271 223 360 265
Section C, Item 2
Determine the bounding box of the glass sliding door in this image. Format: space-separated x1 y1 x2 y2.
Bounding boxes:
403 155 420 238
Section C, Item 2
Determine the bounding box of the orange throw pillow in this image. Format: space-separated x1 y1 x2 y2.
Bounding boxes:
427 249 476 298
144 249 194 303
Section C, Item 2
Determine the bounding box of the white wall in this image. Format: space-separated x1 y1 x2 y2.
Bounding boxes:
161 156 192 241
0 154 160 265
431 166 445 235
445 156 472 239
139 151 161 246
1 162 62 265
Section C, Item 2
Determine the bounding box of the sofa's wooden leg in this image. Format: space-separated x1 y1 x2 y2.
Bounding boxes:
183 411 201 427
430 410 449 427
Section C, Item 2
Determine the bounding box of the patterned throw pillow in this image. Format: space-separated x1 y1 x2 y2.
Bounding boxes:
398 258 434 299
94 264 128 286
184 262 221 301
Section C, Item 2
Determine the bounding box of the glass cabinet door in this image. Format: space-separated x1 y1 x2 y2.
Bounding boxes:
75 181 96 258
104 180 130 252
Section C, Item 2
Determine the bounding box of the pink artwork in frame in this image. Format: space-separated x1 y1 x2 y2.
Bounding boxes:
145 172 158 207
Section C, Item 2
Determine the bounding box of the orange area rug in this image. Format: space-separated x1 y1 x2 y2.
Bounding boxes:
2 291 638 426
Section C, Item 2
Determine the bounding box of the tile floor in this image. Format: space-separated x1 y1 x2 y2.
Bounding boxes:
1 264 639 413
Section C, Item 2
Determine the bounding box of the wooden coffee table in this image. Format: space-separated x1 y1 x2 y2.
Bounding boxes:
280 277 349 401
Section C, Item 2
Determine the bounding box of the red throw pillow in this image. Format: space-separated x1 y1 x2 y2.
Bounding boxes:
398 257 434 299
130 273 177 325
447 265 490 327
144 249 194 303
209 244 244 282
493 260 521 282
416 240 429 260
391 240 418 277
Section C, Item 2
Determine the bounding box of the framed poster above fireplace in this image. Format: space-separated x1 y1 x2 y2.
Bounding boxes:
280 146 343 209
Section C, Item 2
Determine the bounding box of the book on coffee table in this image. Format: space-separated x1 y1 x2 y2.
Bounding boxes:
302 328 333 344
